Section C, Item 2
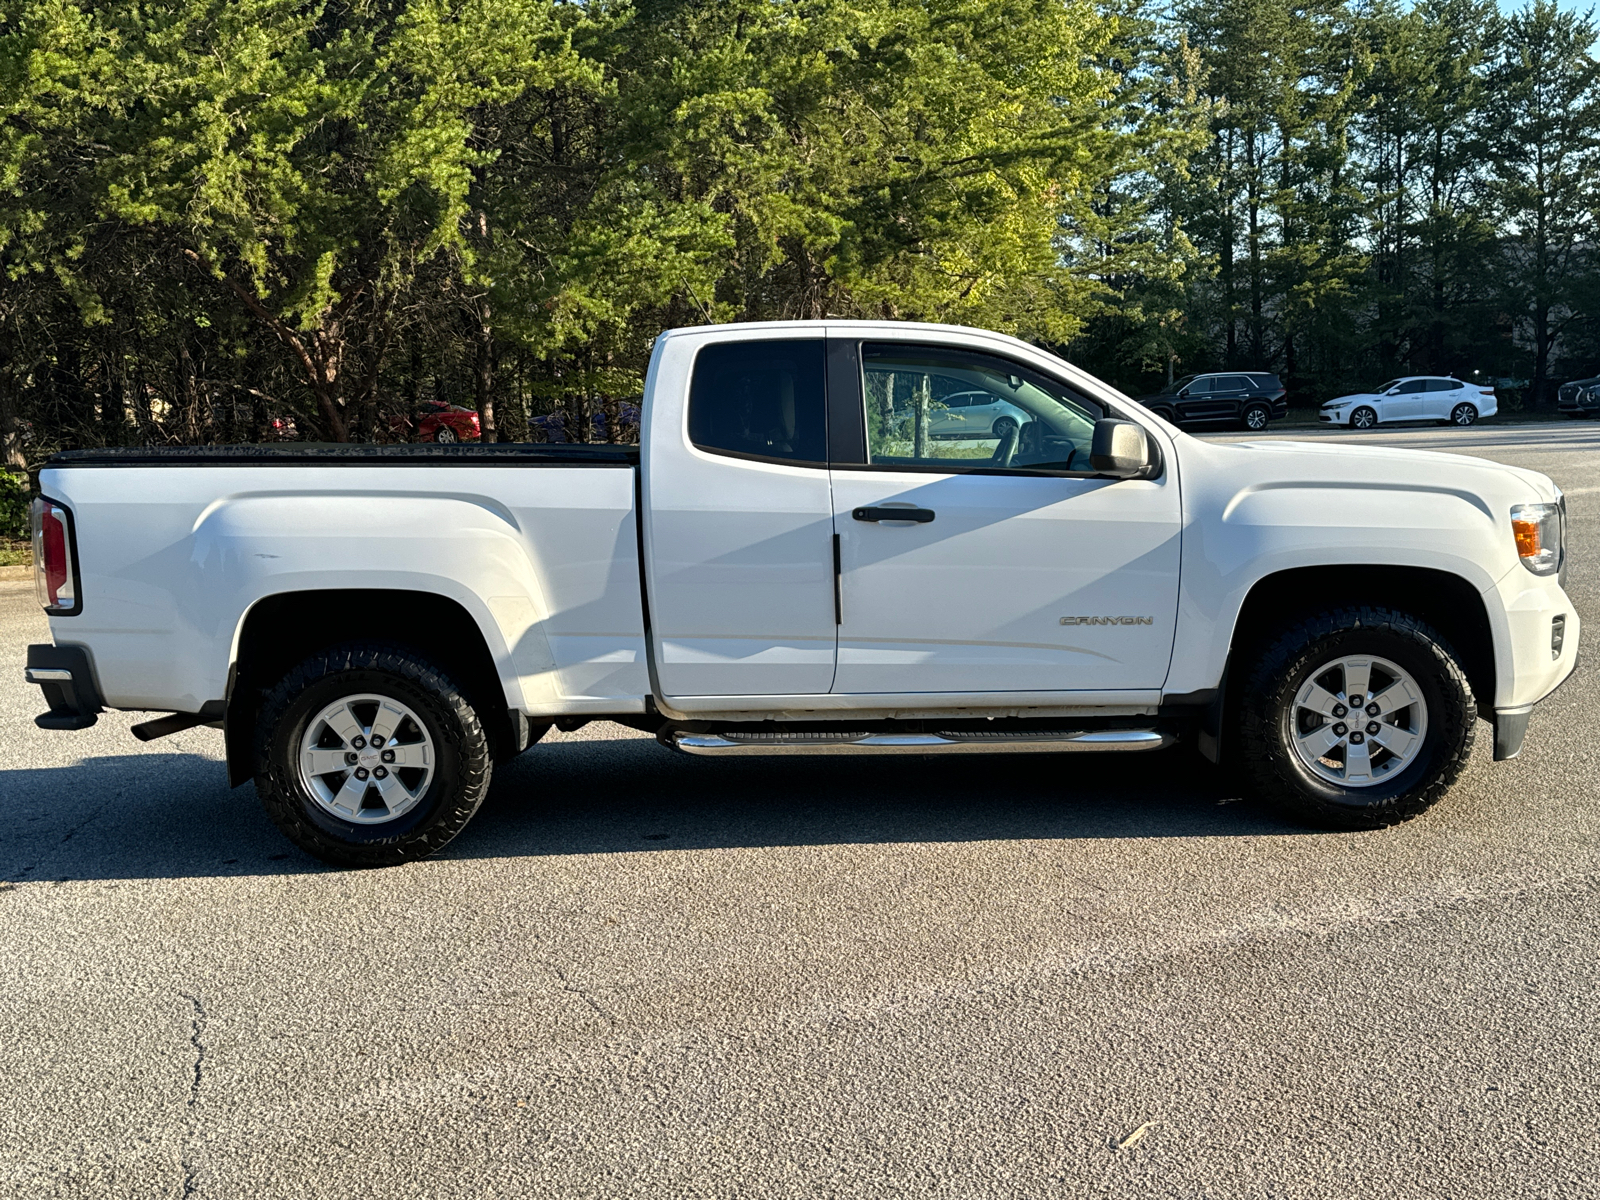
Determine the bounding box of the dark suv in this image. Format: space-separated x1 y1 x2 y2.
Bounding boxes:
1558 375 1600 418
1139 372 1288 430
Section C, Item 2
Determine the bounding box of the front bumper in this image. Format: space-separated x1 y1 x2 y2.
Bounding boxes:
1485 569 1580 760
25 644 104 730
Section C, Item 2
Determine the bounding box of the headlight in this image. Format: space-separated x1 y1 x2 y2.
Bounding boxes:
1511 502 1562 575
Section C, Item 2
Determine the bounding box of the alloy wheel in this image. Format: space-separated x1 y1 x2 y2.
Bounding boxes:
1289 655 1428 788
297 693 436 824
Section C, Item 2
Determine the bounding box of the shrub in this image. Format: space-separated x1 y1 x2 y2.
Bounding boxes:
0 472 30 543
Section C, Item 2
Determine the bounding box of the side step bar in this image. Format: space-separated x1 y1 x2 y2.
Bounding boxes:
667 729 1172 756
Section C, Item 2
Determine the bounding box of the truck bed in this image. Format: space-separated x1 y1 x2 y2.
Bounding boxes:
47 443 639 468
37 446 650 717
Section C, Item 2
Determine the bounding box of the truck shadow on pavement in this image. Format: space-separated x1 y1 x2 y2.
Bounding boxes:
0 738 1313 883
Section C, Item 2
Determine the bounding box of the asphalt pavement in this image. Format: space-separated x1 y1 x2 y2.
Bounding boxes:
2 422 1598 1198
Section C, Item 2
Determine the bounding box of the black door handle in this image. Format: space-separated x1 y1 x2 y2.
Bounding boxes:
853 506 935 524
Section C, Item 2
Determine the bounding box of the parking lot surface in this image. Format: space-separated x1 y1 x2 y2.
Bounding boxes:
2 423 1598 1198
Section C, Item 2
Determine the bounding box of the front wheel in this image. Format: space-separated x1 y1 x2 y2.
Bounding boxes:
1350 406 1377 430
254 644 492 866
1238 607 1475 829
433 425 459 445
1450 403 1479 427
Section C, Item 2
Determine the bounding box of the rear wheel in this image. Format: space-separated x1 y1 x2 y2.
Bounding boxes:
1350 406 1377 430
1239 607 1475 829
1241 403 1271 432
1450 402 1478 426
433 425 459 445
254 643 492 866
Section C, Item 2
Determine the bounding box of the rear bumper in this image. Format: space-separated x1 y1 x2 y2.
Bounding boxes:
25 643 104 730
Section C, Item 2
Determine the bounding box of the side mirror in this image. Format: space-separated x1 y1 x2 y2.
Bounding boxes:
1090 418 1152 478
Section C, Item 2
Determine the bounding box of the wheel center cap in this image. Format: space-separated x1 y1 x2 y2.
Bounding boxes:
358 746 382 769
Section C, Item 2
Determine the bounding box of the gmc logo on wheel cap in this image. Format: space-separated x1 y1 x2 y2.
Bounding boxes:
1060 615 1154 626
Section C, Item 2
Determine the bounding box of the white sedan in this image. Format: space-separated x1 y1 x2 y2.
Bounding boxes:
1320 377 1498 428
928 389 1032 440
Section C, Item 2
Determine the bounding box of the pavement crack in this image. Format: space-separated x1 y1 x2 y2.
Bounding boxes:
179 992 207 1196
548 965 616 1024
182 992 208 1106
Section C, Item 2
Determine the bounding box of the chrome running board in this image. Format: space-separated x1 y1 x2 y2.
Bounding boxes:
667 729 1171 756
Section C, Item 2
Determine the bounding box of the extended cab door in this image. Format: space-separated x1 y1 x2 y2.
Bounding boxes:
641 331 839 697
827 339 1182 695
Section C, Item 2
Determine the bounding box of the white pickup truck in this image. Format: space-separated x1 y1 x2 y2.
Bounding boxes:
26 321 1578 865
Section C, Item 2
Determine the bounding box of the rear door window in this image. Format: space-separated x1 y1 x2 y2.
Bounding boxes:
688 340 828 465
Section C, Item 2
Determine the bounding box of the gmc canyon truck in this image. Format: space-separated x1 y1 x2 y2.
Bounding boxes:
25 322 1577 865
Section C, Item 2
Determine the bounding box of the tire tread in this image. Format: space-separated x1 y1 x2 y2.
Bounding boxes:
253 642 492 867
1238 606 1476 830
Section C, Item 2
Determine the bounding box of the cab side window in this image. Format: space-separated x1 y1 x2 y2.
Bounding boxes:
860 343 1103 473
688 340 828 465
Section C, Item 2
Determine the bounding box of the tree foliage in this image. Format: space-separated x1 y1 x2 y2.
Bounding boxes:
2 0 1598 464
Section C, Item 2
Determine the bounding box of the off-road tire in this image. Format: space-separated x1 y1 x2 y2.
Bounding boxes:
254 643 491 867
1239 607 1475 830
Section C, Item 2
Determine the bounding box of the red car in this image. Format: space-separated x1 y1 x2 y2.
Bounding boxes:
392 400 481 444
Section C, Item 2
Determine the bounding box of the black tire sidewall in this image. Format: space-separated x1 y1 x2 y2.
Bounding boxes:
1352 407 1376 428
1242 611 1476 827
1243 404 1269 430
1272 632 1458 807
256 647 491 865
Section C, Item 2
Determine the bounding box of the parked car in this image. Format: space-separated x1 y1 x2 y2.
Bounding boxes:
1557 376 1600 419
530 402 641 444
391 399 481 444
26 321 1576 867
1320 377 1497 428
923 389 1032 440
1138 372 1288 430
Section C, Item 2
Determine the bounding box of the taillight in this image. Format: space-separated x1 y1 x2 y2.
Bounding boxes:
31 497 80 615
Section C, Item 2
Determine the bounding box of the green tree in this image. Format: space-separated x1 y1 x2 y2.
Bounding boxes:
1485 0 1600 405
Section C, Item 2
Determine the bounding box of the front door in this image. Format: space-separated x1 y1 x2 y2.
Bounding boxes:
829 341 1183 695
1385 379 1428 420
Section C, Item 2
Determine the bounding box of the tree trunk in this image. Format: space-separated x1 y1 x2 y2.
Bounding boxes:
0 366 27 471
468 300 496 442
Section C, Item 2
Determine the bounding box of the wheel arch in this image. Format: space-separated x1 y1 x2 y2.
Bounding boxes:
1205 565 1496 763
225 588 529 787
